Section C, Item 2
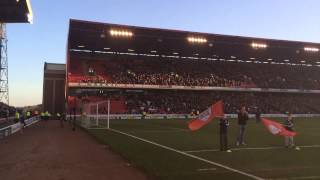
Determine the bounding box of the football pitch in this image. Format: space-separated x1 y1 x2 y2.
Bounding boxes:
87 117 320 180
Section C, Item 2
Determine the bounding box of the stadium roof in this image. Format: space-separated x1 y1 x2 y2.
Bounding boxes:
44 62 66 72
0 0 33 23
68 19 320 66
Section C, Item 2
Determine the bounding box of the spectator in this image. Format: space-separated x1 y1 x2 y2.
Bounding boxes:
236 106 249 146
284 113 295 148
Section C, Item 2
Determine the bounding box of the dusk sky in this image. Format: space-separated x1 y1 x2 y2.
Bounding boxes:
7 0 320 106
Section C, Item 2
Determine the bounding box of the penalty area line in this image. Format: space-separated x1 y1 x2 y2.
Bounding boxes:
108 128 264 180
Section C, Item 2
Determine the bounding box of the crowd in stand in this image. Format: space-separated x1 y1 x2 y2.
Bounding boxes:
69 58 320 90
91 91 319 114
111 71 249 87
68 58 320 115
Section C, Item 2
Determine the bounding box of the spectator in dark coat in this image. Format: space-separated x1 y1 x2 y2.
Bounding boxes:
236 106 249 146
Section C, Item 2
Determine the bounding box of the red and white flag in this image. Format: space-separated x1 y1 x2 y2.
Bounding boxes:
188 101 224 131
262 118 297 137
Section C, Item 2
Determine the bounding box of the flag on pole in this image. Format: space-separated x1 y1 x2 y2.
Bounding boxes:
262 118 297 137
188 101 224 131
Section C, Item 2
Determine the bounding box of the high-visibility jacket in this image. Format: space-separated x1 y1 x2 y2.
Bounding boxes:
26 111 31 117
41 112 45 117
15 112 20 119
57 113 61 117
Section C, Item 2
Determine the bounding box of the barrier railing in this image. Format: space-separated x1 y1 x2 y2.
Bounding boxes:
0 116 40 139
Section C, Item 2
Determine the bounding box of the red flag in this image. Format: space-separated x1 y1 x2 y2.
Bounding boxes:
212 100 224 118
262 118 296 137
188 101 224 131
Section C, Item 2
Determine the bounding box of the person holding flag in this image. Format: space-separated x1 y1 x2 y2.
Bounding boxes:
236 106 249 146
284 112 295 148
262 115 298 149
188 100 224 131
219 117 231 152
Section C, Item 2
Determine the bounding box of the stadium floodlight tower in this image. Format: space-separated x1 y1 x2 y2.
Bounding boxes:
0 0 33 105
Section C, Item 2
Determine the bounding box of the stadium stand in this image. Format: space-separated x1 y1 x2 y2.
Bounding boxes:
71 91 320 115
66 20 320 115
68 58 320 90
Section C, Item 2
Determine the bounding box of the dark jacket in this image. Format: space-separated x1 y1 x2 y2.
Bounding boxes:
219 118 229 134
238 112 249 125
255 110 261 121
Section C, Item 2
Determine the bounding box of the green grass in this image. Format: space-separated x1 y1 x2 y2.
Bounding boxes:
87 118 320 180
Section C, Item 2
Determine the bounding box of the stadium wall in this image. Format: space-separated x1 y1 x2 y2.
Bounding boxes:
42 62 66 114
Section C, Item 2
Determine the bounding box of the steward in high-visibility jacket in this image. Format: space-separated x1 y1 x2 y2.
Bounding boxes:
40 112 45 120
26 111 31 119
45 111 50 121
15 111 20 123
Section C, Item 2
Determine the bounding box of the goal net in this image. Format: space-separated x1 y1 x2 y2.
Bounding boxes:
80 100 110 129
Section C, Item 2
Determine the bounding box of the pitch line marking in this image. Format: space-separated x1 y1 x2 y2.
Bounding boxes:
197 167 217 171
109 128 264 180
88 128 186 133
184 145 320 153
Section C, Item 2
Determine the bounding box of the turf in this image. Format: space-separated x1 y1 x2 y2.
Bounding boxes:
87 117 320 180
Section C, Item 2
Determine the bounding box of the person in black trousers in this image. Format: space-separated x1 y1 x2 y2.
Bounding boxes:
219 117 231 152
255 107 261 123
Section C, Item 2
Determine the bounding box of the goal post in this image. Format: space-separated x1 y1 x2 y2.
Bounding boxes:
81 99 111 129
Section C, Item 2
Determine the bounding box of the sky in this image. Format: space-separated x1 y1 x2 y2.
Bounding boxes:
6 0 320 106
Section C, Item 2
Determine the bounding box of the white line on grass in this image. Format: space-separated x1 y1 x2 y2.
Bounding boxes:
109 128 265 180
185 145 320 153
88 128 187 133
197 167 217 171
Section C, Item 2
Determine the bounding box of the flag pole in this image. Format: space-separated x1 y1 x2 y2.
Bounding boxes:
107 99 110 129
96 103 99 126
